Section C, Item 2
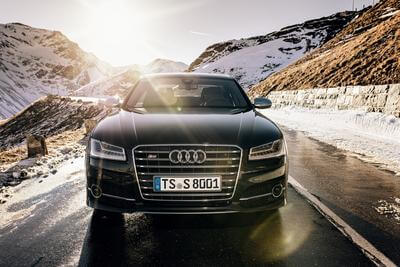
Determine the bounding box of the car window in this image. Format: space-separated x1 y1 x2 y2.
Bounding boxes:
124 77 250 112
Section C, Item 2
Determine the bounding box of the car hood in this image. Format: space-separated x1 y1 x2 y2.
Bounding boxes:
92 109 282 150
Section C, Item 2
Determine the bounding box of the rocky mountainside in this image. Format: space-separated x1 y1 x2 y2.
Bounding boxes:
74 59 188 98
0 95 116 189
250 0 400 96
0 23 188 119
188 11 359 90
0 95 110 150
0 23 116 119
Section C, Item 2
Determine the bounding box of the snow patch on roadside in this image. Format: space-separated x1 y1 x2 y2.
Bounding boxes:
0 142 85 203
0 157 85 230
374 198 400 223
261 107 400 175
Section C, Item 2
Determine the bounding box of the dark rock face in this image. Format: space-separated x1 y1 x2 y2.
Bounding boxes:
0 96 111 151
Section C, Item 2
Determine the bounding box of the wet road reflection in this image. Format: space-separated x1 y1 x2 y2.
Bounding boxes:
282 127 400 263
78 187 371 267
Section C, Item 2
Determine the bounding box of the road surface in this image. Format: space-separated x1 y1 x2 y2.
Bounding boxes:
1 128 398 266
283 127 400 263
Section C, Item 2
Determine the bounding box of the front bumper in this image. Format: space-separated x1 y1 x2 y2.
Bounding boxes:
86 156 288 214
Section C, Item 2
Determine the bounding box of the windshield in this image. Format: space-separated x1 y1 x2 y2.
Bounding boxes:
123 77 251 113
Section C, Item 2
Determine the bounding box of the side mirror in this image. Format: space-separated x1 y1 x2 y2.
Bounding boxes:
253 97 272 109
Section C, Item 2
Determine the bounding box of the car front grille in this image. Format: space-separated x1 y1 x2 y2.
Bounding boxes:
133 145 242 201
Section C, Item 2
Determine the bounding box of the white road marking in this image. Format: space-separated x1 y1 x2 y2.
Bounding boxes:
288 175 396 267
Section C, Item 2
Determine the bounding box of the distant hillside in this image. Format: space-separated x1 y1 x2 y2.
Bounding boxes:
250 0 400 96
144 58 188 73
188 11 359 89
0 22 188 119
74 59 188 98
0 23 115 119
74 69 140 98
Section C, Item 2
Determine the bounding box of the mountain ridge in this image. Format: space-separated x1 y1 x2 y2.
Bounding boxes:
188 10 360 89
0 22 115 118
250 0 400 96
0 23 187 119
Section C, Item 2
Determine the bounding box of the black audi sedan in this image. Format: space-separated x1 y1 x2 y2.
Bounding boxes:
86 73 288 214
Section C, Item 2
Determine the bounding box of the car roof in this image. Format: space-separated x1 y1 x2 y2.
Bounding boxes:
140 72 233 80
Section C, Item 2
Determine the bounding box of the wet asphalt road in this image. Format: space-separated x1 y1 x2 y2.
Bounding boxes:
1 127 398 266
0 172 371 267
282 127 400 263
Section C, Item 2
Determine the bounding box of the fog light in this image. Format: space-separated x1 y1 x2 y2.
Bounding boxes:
90 184 102 198
272 184 284 198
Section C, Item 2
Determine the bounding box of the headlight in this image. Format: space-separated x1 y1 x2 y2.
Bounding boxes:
249 139 285 160
90 138 126 161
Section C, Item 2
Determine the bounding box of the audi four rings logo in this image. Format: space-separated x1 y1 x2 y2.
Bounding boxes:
169 149 207 164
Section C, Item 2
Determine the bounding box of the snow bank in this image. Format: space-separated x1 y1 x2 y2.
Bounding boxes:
262 107 400 175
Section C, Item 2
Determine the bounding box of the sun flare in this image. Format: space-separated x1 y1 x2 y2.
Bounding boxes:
79 0 154 64
90 2 148 42
71 0 205 65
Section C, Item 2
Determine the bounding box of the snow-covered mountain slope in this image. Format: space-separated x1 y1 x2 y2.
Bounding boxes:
0 22 188 119
250 0 400 95
0 23 115 119
188 11 359 90
144 58 188 73
74 69 140 98
75 59 188 97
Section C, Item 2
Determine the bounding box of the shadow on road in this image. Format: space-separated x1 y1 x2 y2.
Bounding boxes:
78 211 126 267
77 188 372 267
148 211 276 228
77 209 311 266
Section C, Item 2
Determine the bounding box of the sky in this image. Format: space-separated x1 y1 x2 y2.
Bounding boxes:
0 0 376 66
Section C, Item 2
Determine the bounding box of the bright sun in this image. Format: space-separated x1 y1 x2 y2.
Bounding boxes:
80 0 155 65
74 0 200 65
89 2 147 44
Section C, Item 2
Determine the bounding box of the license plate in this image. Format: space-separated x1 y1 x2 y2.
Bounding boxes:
153 176 221 192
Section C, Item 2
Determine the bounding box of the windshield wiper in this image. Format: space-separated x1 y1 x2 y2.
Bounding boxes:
124 107 145 114
230 107 250 114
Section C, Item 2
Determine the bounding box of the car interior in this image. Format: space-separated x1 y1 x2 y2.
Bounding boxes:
142 85 236 108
